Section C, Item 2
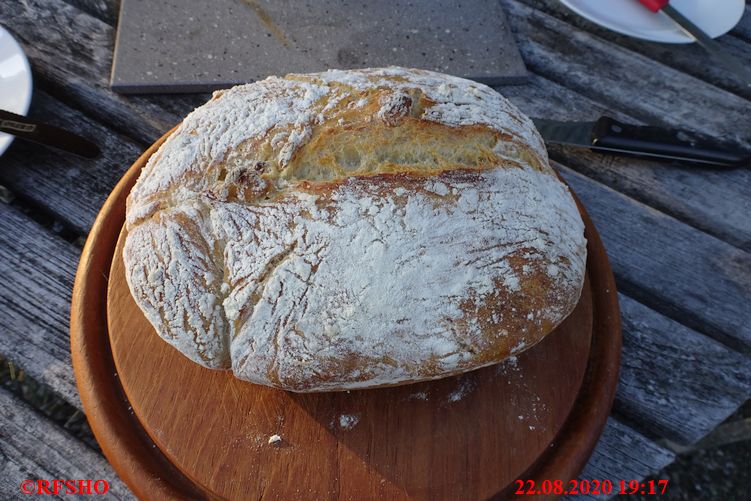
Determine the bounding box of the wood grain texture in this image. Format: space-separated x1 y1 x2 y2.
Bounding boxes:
499 75 751 253
0 202 80 407
65 0 120 26
108 229 592 500
500 0 751 251
0 91 145 234
557 164 751 353
545 146 751 254
69 133 218 500
572 418 675 500
500 0 751 253
518 0 751 100
615 294 751 445
0 388 131 499
501 0 751 145
0 129 738 497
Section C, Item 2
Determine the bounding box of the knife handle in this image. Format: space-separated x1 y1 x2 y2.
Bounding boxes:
638 0 669 13
591 116 749 167
0 110 100 159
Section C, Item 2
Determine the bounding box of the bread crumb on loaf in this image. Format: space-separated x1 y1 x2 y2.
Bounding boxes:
123 67 587 392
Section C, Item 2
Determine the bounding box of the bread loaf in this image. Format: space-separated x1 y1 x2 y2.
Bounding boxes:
123 67 587 392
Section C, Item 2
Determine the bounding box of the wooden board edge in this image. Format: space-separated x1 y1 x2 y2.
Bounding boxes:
71 127 621 500
70 127 207 500
495 187 622 500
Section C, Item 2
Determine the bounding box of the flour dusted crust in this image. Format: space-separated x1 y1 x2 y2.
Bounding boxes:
123 67 587 392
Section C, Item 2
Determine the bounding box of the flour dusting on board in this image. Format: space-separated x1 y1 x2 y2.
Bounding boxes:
338 414 360 430
447 378 476 403
408 391 429 401
497 355 546 430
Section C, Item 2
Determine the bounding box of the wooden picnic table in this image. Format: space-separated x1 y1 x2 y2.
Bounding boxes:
1 0 750 498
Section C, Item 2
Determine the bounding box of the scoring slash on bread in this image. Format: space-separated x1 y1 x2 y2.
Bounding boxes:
123 67 587 392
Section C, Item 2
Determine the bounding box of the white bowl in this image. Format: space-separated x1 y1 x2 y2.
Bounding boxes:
560 0 746 44
0 25 33 157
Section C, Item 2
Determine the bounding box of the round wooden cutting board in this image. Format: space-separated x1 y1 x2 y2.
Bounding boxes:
71 130 621 500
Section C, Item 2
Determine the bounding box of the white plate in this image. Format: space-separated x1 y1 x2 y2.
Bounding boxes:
559 0 746 44
0 25 33 157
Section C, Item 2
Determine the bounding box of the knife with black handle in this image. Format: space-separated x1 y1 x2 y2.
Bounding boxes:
0 109 100 159
532 116 749 168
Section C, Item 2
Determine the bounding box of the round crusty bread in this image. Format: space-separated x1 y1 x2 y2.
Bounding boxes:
123 66 587 392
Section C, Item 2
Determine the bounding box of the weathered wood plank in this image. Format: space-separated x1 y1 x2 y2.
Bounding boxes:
517 0 751 100
615 294 751 444
498 75 751 253
544 145 751 253
64 0 119 26
663 417 751 455
0 388 132 499
557 163 751 352
0 90 144 234
0 0 207 145
0 202 79 407
501 0 751 145
569 418 675 500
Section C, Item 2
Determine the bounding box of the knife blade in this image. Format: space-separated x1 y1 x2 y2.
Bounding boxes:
532 116 749 167
0 109 101 159
638 0 751 87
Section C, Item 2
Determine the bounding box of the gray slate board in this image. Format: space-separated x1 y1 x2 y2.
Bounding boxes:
111 0 528 93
